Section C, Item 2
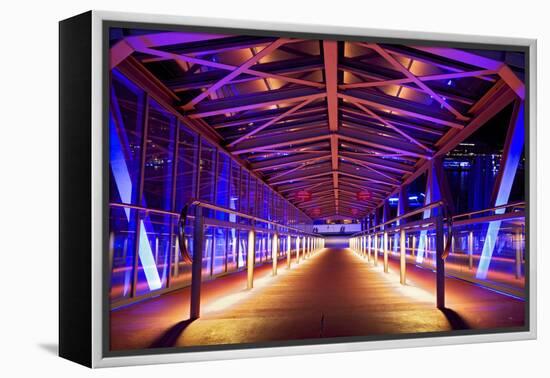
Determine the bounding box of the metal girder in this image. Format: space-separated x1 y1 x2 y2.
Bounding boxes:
339 69 498 90
183 39 289 110
340 105 445 138
188 87 326 118
164 56 324 92
268 166 333 186
227 97 321 147
252 153 330 171
365 43 470 121
338 128 431 159
230 129 330 155
339 92 465 130
349 101 435 152
412 46 525 99
110 31 229 68
323 40 340 214
339 152 414 175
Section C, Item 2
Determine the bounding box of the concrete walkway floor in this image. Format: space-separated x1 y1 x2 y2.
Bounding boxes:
110 248 525 351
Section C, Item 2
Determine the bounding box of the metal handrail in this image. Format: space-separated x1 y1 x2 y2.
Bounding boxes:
181 199 320 236
352 201 445 236
109 200 319 236
451 201 525 221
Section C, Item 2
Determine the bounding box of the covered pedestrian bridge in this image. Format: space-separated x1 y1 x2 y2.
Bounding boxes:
107 27 527 351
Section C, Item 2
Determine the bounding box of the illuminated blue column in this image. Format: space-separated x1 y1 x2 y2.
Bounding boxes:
477 102 524 279
416 160 443 263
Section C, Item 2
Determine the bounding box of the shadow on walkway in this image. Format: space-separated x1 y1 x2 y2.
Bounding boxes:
439 308 470 330
149 319 196 348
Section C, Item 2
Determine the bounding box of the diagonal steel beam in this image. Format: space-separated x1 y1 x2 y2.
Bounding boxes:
338 132 430 159
365 43 469 121
110 32 229 69
252 153 330 171
350 101 434 153
227 96 321 147
411 46 525 100
183 39 289 110
339 155 401 184
189 89 325 118
133 45 324 99
339 93 464 129
339 69 498 90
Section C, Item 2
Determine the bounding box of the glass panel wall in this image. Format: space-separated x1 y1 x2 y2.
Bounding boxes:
108 70 314 306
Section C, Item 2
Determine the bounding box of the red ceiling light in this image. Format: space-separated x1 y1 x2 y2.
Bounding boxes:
295 190 312 201
356 190 372 201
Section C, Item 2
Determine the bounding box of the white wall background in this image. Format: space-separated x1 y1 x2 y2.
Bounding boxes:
0 0 547 376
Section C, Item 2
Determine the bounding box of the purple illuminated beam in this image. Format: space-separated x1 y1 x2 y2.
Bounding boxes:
350 101 434 153
253 154 330 171
189 92 325 119
338 134 430 159
365 43 469 121
323 40 340 214
182 39 288 110
411 46 525 100
231 134 329 155
477 101 524 279
131 46 324 92
227 96 323 147
339 69 498 90
339 155 401 184
110 31 228 69
339 93 464 129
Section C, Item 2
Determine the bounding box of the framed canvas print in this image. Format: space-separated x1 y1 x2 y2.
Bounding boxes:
59 10 537 368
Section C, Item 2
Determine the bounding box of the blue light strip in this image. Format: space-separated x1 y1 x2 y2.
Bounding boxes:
476 103 524 279
110 85 162 291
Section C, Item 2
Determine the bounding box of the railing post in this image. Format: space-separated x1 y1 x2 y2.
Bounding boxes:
247 228 255 289
400 229 406 285
374 233 378 266
287 234 291 269
468 231 473 270
515 229 522 279
367 234 371 262
412 235 416 257
272 231 278 276
190 206 204 320
296 236 300 264
383 231 389 273
436 213 445 309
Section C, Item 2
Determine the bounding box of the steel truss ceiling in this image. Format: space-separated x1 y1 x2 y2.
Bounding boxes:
111 30 525 220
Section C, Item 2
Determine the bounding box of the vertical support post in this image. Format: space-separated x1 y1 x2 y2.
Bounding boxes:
296 236 300 264
468 231 473 270
367 234 371 262
412 235 416 257
173 237 179 277
515 229 522 279
247 228 255 289
190 206 204 320
383 232 389 273
272 232 278 276
400 229 406 285
374 234 378 266
435 213 445 309
287 234 291 269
